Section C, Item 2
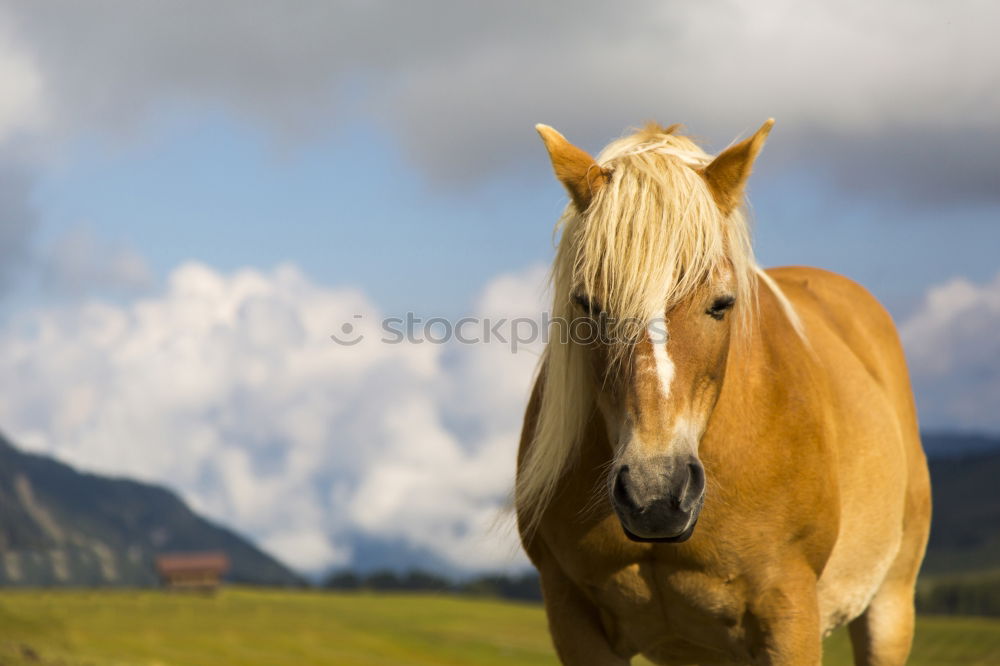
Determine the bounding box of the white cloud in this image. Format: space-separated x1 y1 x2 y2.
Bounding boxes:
901 271 1000 430
0 260 547 574
4 252 998 574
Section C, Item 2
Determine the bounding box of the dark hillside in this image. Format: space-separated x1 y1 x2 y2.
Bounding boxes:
923 445 1000 575
0 433 300 587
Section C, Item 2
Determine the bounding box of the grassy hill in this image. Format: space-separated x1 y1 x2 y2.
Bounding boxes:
0 434 300 587
0 588 997 665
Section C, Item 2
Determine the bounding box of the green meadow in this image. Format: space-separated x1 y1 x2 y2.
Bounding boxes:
0 587 998 665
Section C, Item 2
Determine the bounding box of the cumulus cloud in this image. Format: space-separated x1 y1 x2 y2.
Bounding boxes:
0 0 996 201
901 272 1000 431
0 261 548 573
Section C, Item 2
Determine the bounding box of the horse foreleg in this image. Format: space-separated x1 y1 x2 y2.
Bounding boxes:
537 557 630 665
751 572 823 666
847 580 915 666
847 462 929 666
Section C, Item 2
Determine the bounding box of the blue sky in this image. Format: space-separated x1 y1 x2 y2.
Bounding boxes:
25 109 1000 321
0 0 997 575
28 112 559 316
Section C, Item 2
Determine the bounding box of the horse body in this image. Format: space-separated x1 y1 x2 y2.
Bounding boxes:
517 122 930 665
521 267 929 664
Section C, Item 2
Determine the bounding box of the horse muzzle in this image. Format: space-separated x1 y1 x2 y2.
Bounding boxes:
611 456 705 543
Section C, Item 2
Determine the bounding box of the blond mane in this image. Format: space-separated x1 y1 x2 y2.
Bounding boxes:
517 124 798 534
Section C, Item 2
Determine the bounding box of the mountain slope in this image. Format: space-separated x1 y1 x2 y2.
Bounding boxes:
923 446 1000 575
0 433 300 587
922 432 1000 459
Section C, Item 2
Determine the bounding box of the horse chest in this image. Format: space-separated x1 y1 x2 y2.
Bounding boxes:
585 562 755 662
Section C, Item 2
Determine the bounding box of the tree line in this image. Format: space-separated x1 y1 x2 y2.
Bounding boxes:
916 574 1000 617
323 569 542 602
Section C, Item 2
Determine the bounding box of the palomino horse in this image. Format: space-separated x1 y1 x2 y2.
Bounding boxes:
516 120 931 665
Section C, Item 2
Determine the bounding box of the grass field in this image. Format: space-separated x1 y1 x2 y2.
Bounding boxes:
1 588 998 665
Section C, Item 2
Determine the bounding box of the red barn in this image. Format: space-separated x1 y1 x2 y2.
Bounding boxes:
155 551 229 590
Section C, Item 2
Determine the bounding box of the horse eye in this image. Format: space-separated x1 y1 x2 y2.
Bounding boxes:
706 295 736 320
573 293 604 316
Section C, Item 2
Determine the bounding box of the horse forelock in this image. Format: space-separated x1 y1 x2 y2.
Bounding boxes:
561 128 757 358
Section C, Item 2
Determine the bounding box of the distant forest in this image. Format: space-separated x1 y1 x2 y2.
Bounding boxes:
324 569 542 602
916 573 1000 617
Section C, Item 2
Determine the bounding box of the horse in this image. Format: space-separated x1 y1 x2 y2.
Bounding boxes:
515 119 931 665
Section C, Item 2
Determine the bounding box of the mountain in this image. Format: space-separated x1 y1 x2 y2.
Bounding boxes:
923 444 1000 575
0 433 301 587
922 432 1000 459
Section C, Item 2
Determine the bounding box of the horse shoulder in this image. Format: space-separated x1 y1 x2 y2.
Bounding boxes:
764 266 909 397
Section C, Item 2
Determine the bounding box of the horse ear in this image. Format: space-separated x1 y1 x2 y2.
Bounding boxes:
701 118 775 215
535 124 609 211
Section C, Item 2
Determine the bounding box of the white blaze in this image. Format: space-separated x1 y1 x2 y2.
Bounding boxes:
647 317 674 399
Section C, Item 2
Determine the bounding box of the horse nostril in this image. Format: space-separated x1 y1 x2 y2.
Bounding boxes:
687 462 705 496
613 466 638 511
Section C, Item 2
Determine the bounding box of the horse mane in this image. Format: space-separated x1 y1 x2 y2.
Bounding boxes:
516 123 802 535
